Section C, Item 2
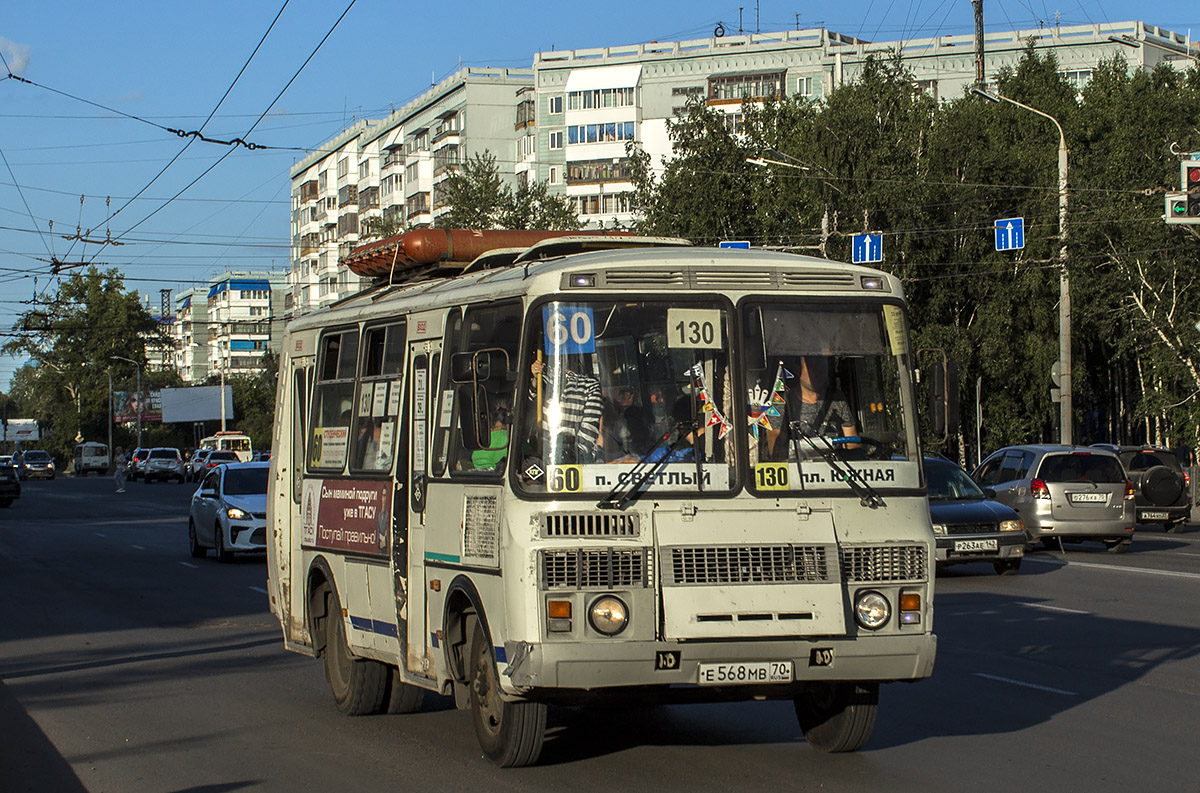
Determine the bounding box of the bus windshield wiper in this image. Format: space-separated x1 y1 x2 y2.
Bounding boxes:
597 421 697 511
789 422 884 508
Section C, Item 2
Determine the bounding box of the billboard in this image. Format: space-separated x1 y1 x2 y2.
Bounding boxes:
160 386 234 424
113 390 162 423
2 419 40 442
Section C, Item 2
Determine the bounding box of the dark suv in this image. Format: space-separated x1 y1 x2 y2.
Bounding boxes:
1091 445 1191 533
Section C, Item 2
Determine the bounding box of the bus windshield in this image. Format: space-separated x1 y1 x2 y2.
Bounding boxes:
742 301 916 492
516 299 736 495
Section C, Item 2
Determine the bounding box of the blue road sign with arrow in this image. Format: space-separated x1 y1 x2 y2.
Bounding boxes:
852 233 883 264
994 217 1025 251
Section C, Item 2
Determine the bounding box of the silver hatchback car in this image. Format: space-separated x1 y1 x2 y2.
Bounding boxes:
972 445 1135 553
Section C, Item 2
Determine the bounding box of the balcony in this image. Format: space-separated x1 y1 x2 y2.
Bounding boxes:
299 179 318 203
358 186 380 211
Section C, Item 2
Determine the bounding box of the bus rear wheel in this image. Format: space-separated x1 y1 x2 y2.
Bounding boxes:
322 588 388 716
468 621 546 767
794 682 879 753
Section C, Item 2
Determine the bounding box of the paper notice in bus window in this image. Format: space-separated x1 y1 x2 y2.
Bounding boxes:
314 426 348 468
388 378 403 416
439 389 455 428
377 421 395 466
357 388 373 417
882 305 909 356
372 381 388 417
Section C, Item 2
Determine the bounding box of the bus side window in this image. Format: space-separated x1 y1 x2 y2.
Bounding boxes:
307 328 360 472
351 321 405 474
432 310 462 477
448 302 522 475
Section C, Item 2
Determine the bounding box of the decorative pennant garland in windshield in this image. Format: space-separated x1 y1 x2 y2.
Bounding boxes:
747 362 792 438
683 363 732 440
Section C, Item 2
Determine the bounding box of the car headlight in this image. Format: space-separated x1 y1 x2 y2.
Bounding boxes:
931 523 947 535
854 591 891 630
47 462 55 469
588 595 629 636
999 519 1024 532
225 506 250 520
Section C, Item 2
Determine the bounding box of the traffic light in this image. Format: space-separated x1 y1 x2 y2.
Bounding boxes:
1184 160 1200 216
1166 192 1188 222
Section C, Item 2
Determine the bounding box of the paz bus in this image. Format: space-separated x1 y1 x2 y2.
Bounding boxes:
199 431 253 462
265 229 937 767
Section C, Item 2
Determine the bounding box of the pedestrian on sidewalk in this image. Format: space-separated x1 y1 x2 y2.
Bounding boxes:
114 446 127 493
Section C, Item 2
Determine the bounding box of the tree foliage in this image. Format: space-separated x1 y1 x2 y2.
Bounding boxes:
438 151 579 231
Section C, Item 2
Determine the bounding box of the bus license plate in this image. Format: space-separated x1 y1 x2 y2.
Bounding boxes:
955 539 998 552
697 661 793 686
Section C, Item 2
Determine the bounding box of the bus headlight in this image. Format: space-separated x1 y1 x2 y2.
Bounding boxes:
854 591 891 630
588 595 629 636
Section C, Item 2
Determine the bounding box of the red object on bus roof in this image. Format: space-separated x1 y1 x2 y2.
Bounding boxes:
340 228 634 278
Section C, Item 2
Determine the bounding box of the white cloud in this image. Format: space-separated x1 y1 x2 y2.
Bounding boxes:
0 37 31 75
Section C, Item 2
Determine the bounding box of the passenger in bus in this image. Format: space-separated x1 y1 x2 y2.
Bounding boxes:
357 418 391 470
529 358 604 463
471 396 512 471
645 394 706 463
617 387 654 454
768 356 858 461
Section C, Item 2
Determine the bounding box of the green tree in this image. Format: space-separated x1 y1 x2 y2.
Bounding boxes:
438 152 509 228
500 179 580 230
227 350 279 451
4 267 165 460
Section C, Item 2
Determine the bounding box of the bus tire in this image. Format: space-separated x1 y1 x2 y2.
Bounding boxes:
794 682 879 753
322 588 388 716
385 666 425 714
468 620 546 767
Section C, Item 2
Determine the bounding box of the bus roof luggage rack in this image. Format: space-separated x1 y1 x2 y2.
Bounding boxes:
340 229 691 283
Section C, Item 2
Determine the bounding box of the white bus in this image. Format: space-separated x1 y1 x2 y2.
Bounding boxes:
266 233 936 767
199 431 253 462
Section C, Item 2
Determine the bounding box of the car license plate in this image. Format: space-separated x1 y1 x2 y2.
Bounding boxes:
954 539 998 552
1140 510 1169 520
697 661 793 686
1068 492 1107 503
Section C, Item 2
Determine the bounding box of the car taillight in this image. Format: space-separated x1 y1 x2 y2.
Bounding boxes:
1125 479 1135 500
1031 479 1050 500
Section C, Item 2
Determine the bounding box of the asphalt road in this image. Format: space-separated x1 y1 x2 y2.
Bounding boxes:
2 474 1199 792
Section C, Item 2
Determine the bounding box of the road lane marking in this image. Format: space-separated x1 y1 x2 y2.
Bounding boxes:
249 586 268 594
130 545 145 550
179 562 198 569
1025 556 1200 580
973 673 1077 696
1019 602 1089 615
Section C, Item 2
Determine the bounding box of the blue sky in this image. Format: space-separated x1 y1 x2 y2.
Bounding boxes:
1 1 1197 390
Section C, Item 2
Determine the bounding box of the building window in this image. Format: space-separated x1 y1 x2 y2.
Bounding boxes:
567 122 635 145
548 95 563 114
566 87 635 110
548 130 563 150
1060 69 1093 90
796 76 816 97
548 166 560 185
566 158 632 185
359 160 370 180
337 157 349 179
707 72 784 102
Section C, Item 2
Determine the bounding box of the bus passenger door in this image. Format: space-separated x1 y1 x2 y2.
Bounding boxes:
401 343 437 679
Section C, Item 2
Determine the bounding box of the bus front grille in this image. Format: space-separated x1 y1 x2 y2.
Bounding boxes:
668 545 832 585
540 548 649 590
541 511 640 538
840 545 927 582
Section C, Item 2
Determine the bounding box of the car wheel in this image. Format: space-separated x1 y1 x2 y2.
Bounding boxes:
214 524 232 563
993 559 1021 575
321 587 388 715
188 520 207 558
1105 538 1131 554
468 618 546 767
794 682 879 753
1166 520 1187 534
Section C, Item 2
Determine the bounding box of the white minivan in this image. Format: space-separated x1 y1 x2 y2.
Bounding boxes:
73 442 110 476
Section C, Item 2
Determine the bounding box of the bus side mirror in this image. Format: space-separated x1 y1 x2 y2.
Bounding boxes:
457 385 491 450
451 348 510 384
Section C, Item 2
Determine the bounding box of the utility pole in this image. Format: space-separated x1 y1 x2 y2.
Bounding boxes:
973 0 986 88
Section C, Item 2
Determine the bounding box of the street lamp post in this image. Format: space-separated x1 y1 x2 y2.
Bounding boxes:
110 355 143 449
973 88 1071 444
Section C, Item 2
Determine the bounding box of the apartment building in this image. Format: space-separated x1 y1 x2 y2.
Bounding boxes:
172 287 209 384
285 20 1197 307
288 68 534 317
168 272 285 384
532 20 1198 228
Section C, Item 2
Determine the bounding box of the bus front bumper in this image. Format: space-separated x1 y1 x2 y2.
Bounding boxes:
500 632 936 694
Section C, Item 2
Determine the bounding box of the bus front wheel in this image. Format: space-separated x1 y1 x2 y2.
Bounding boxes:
794 681 879 752
322 588 388 716
468 621 546 767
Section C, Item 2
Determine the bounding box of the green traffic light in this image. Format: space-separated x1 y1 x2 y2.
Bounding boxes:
1173 201 1188 216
